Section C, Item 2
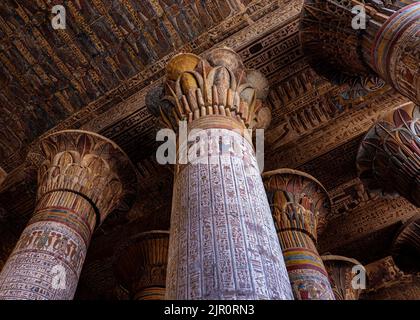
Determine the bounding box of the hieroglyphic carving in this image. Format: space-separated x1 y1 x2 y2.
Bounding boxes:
329 178 378 219
0 6 311 292
370 2 420 104
0 130 137 300
0 0 417 299
148 48 293 300
264 169 335 300
319 197 420 256
0 0 304 206
266 91 410 172
364 256 404 290
167 129 293 299
114 231 169 300
357 103 420 207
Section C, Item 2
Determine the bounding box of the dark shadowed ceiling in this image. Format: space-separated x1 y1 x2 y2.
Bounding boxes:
0 0 255 172
0 0 418 299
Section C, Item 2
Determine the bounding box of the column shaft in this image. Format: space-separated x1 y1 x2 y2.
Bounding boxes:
167 128 292 299
0 130 136 300
264 169 335 300
147 48 293 300
0 191 95 299
367 2 420 103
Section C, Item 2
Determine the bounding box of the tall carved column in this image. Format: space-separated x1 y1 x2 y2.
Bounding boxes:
263 169 335 300
0 130 136 300
146 48 293 300
114 231 169 300
321 255 364 300
391 214 420 273
356 103 419 207
301 0 420 104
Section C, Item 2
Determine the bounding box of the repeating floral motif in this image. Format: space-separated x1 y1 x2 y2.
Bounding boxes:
264 169 335 300
151 48 293 300
357 103 420 207
147 47 271 131
0 130 136 300
322 255 364 300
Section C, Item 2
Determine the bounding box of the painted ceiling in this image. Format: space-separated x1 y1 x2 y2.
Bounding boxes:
0 0 418 299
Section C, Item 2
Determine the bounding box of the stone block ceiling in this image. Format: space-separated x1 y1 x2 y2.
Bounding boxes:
0 0 256 172
0 0 418 299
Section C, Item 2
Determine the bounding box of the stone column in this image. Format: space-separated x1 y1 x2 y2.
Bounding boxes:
362 256 420 300
263 169 335 300
356 103 419 207
0 130 137 300
146 48 293 300
321 255 364 300
391 214 420 273
114 231 169 300
301 0 420 104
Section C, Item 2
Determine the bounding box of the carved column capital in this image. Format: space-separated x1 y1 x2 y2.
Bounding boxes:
321 255 364 300
146 47 271 133
147 49 293 300
27 130 138 225
263 168 332 242
301 0 373 82
113 230 169 300
391 214 420 273
264 169 334 300
301 0 420 104
356 103 420 207
0 130 137 300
